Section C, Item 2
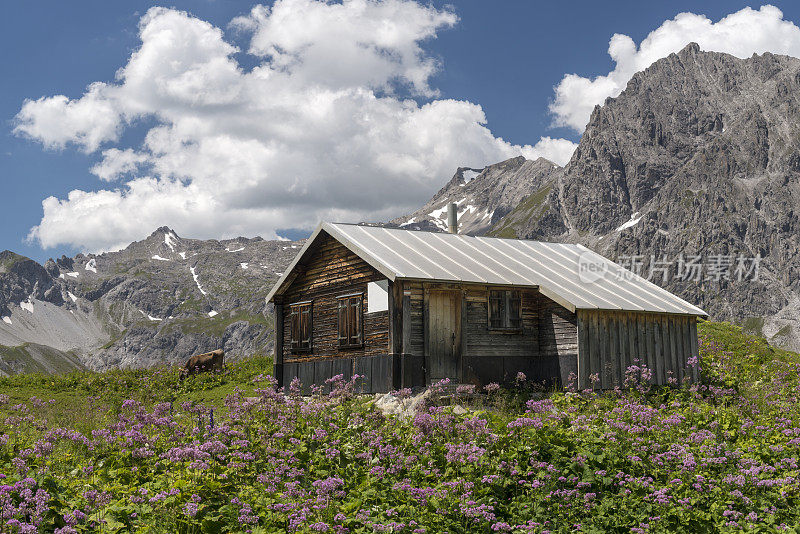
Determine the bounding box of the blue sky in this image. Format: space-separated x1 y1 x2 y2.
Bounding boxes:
2 1 799 263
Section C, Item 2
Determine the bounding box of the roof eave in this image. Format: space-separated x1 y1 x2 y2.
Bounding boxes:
265 223 327 303
266 222 399 303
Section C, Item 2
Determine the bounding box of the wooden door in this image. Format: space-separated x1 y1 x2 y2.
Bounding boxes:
427 290 461 382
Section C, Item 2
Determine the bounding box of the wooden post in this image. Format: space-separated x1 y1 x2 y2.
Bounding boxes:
423 287 430 385
388 281 395 354
388 281 400 390
389 280 403 355
274 302 284 387
589 312 600 390
609 313 619 388
690 318 700 383
577 311 589 390
400 287 413 388
402 291 412 355
460 290 467 383
681 316 692 384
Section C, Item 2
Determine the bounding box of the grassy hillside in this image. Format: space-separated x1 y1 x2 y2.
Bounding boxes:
0 343 85 376
0 322 798 532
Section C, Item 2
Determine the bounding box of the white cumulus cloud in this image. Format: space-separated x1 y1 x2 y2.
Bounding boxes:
551 4 800 131
16 1 576 252
524 137 577 167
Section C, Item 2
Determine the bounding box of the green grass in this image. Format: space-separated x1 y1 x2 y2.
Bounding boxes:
774 324 792 338
0 344 41 372
0 353 271 415
0 251 27 274
2 322 800 532
698 319 794 362
100 330 127 350
175 295 207 314
164 311 272 338
489 182 553 238
741 315 765 335
0 343 84 375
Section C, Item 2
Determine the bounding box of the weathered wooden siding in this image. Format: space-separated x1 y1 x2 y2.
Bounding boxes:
536 295 578 387
406 282 425 358
275 234 393 392
576 310 699 390
272 230 702 394
463 288 537 358
397 284 578 387
279 234 388 363
460 288 569 387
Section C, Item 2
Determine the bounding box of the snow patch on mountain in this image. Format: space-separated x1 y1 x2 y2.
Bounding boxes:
164 232 178 252
616 213 642 232
463 170 480 183
189 266 207 296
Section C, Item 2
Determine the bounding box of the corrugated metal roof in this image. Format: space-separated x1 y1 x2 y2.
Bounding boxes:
267 223 707 317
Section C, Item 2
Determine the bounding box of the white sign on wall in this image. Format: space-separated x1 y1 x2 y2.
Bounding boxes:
367 280 389 313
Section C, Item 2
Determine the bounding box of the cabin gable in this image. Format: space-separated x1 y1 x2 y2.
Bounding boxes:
274 232 392 393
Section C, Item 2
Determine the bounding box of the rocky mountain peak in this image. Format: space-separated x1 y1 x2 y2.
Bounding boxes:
152 225 178 236
679 41 701 57
390 156 561 235
0 251 27 274
486 46 800 350
0 227 305 372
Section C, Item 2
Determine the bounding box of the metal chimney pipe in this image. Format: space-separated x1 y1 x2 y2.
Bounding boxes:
447 202 458 234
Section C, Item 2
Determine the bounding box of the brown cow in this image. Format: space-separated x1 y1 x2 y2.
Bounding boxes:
180 349 224 380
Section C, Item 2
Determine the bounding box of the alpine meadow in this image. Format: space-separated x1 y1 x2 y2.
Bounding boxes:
3 2 800 534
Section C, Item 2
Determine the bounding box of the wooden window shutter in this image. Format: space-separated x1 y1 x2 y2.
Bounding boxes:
489 291 504 329
350 297 362 346
290 302 312 352
508 291 522 329
338 299 348 345
337 294 364 348
290 307 299 350
301 304 312 348
489 290 522 331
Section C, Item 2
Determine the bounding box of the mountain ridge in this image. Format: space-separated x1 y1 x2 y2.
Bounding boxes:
0 227 304 372
487 43 800 350
3 42 800 371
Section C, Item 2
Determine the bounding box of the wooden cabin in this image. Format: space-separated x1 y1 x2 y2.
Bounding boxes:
266 223 707 393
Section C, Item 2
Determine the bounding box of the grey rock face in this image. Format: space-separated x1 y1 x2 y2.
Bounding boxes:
6 43 800 370
0 229 303 372
488 44 800 350
0 251 64 314
390 157 560 235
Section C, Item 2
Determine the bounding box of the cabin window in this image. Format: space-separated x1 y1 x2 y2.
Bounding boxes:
488 290 522 331
338 294 363 348
290 301 312 353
